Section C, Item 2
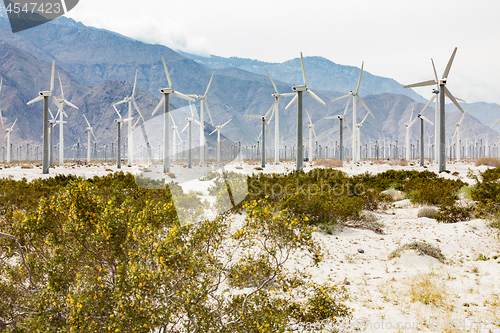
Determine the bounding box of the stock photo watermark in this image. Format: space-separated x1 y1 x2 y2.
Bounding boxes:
3 0 79 33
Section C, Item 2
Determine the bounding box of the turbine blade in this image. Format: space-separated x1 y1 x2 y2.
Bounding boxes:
173 91 196 102
169 112 177 128
408 116 419 127
27 95 44 105
204 71 214 97
58 72 65 101
420 115 434 126
11 118 17 129
491 119 500 129
132 70 138 98
307 90 326 105
182 122 189 133
420 94 437 114
300 52 306 86
442 47 458 79
152 96 165 116
265 69 279 94
209 128 218 135
65 100 79 110
51 96 62 111
204 99 214 126
280 92 296 97
221 119 232 128
244 115 261 119
265 119 272 138
50 61 55 92
312 127 318 142
403 80 437 89
409 106 414 123
458 110 466 125
133 100 145 123
83 114 91 127
0 77 2 94
265 101 277 120
113 105 122 119
355 61 364 95
305 108 312 124
123 117 134 123
344 117 352 136
357 96 374 119
431 58 438 83
343 97 351 116
114 99 128 106
331 93 351 102
162 57 172 88
189 101 194 118
443 86 465 113
285 94 298 110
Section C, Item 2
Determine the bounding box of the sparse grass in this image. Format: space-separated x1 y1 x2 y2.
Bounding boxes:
474 157 500 167
388 241 446 263
408 272 446 305
418 206 438 219
389 159 408 166
313 158 343 168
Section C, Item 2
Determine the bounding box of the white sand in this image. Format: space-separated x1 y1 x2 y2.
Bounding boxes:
2 159 500 331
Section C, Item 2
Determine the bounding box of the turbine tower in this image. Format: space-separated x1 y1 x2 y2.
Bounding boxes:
452 110 467 161
209 119 232 163
284 53 326 171
4 119 16 163
404 107 415 161
113 105 133 169
182 102 201 168
83 114 97 163
331 62 373 163
305 109 318 162
187 72 214 165
404 47 464 172
113 70 145 166
27 61 63 174
151 57 195 173
55 72 78 165
326 98 353 162
264 69 294 164
245 113 271 168
0 78 4 130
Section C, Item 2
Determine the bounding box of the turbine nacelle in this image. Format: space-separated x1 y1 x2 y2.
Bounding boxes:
291 86 307 92
160 88 174 94
39 91 52 97
439 79 447 85
432 89 439 94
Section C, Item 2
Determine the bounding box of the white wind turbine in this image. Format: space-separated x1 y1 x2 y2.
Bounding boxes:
0 78 4 130
331 61 374 163
182 102 201 168
152 57 195 173
4 119 16 163
245 112 272 168
113 105 133 169
356 112 371 159
305 109 318 161
27 61 63 174
187 72 214 165
284 53 326 170
404 47 464 172
83 114 97 163
210 119 232 163
407 110 434 166
325 101 353 162
452 109 467 161
54 72 78 165
404 107 415 161
264 69 295 164
170 113 182 162
113 70 145 166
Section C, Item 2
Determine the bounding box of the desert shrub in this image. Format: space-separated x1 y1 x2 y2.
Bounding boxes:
281 192 363 226
474 157 500 167
470 167 500 214
313 158 342 168
389 241 446 263
435 204 474 223
228 255 274 288
347 211 385 234
418 206 438 219
404 177 465 206
408 273 446 305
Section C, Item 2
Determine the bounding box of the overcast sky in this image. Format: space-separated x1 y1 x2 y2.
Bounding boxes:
67 0 500 104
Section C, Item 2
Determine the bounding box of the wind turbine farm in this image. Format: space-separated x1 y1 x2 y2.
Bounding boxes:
2 2 500 330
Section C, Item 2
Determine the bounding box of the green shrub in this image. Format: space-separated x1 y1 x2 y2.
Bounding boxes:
435 204 474 223
470 167 500 214
418 207 438 219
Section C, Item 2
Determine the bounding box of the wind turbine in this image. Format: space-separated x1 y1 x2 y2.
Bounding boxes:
245 113 271 168
408 111 434 166
210 119 232 163
113 70 145 166
27 61 63 174
404 107 415 161
284 53 326 170
326 101 353 162
54 72 78 166
331 61 374 163
356 112 371 160
187 72 214 165
152 57 195 173
0 78 4 130
452 110 467 161
404 47 464 172
4 119 16 163
83 114 97 163
113 105 133 169
304 109 318 162
170 113 183 162
491 106 500 130
264 69 295 164
182 102 201 168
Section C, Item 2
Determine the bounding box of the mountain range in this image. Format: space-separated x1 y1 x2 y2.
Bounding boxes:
0 14 498 156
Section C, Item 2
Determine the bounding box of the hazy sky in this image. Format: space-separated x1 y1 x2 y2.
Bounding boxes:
67 0 500 104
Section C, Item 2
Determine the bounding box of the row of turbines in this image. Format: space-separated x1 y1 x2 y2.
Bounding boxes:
3 48 500 174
